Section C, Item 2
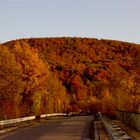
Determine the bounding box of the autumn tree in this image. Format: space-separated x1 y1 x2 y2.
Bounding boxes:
46 74 69 113
0 45 24 119
1 37 140 117
12 41 50 116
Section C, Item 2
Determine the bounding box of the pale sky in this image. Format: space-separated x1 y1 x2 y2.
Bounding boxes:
0 0 140 44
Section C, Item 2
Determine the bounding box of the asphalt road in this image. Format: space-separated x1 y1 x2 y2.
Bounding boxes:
0 116 93 140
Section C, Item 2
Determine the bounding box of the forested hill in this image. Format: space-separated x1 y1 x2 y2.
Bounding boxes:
0 37 140 119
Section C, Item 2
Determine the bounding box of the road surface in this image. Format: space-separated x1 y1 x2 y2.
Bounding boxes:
0 116 93 140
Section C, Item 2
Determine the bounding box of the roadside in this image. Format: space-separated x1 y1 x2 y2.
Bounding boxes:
0 115 67 135
0 116 94 140
0 115 83 136
92 119 140 140
93 121 110 140
0 123 32 135
115 120 140 140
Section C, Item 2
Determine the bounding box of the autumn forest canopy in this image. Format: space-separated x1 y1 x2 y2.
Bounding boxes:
0 37 140 119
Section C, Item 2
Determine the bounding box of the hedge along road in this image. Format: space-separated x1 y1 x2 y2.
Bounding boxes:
0 116 93 140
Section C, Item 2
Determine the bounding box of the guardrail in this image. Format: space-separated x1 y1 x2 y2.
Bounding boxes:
0 113 67 128
98 112 132 140
118 110 140 131
40 113 66 118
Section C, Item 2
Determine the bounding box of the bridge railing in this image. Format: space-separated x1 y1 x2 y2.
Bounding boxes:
118 110 140 131
98 112 131 140
0 113 67 128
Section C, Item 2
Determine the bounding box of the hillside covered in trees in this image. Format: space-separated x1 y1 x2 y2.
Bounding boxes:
0 37 140 119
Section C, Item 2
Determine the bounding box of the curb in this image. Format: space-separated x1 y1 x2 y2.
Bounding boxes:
0 124 32 135
0 127 18 134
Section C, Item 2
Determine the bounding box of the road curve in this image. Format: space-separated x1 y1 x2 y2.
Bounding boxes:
0 116 93 140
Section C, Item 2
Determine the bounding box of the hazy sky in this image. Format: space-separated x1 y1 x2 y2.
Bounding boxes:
0 0 140 44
